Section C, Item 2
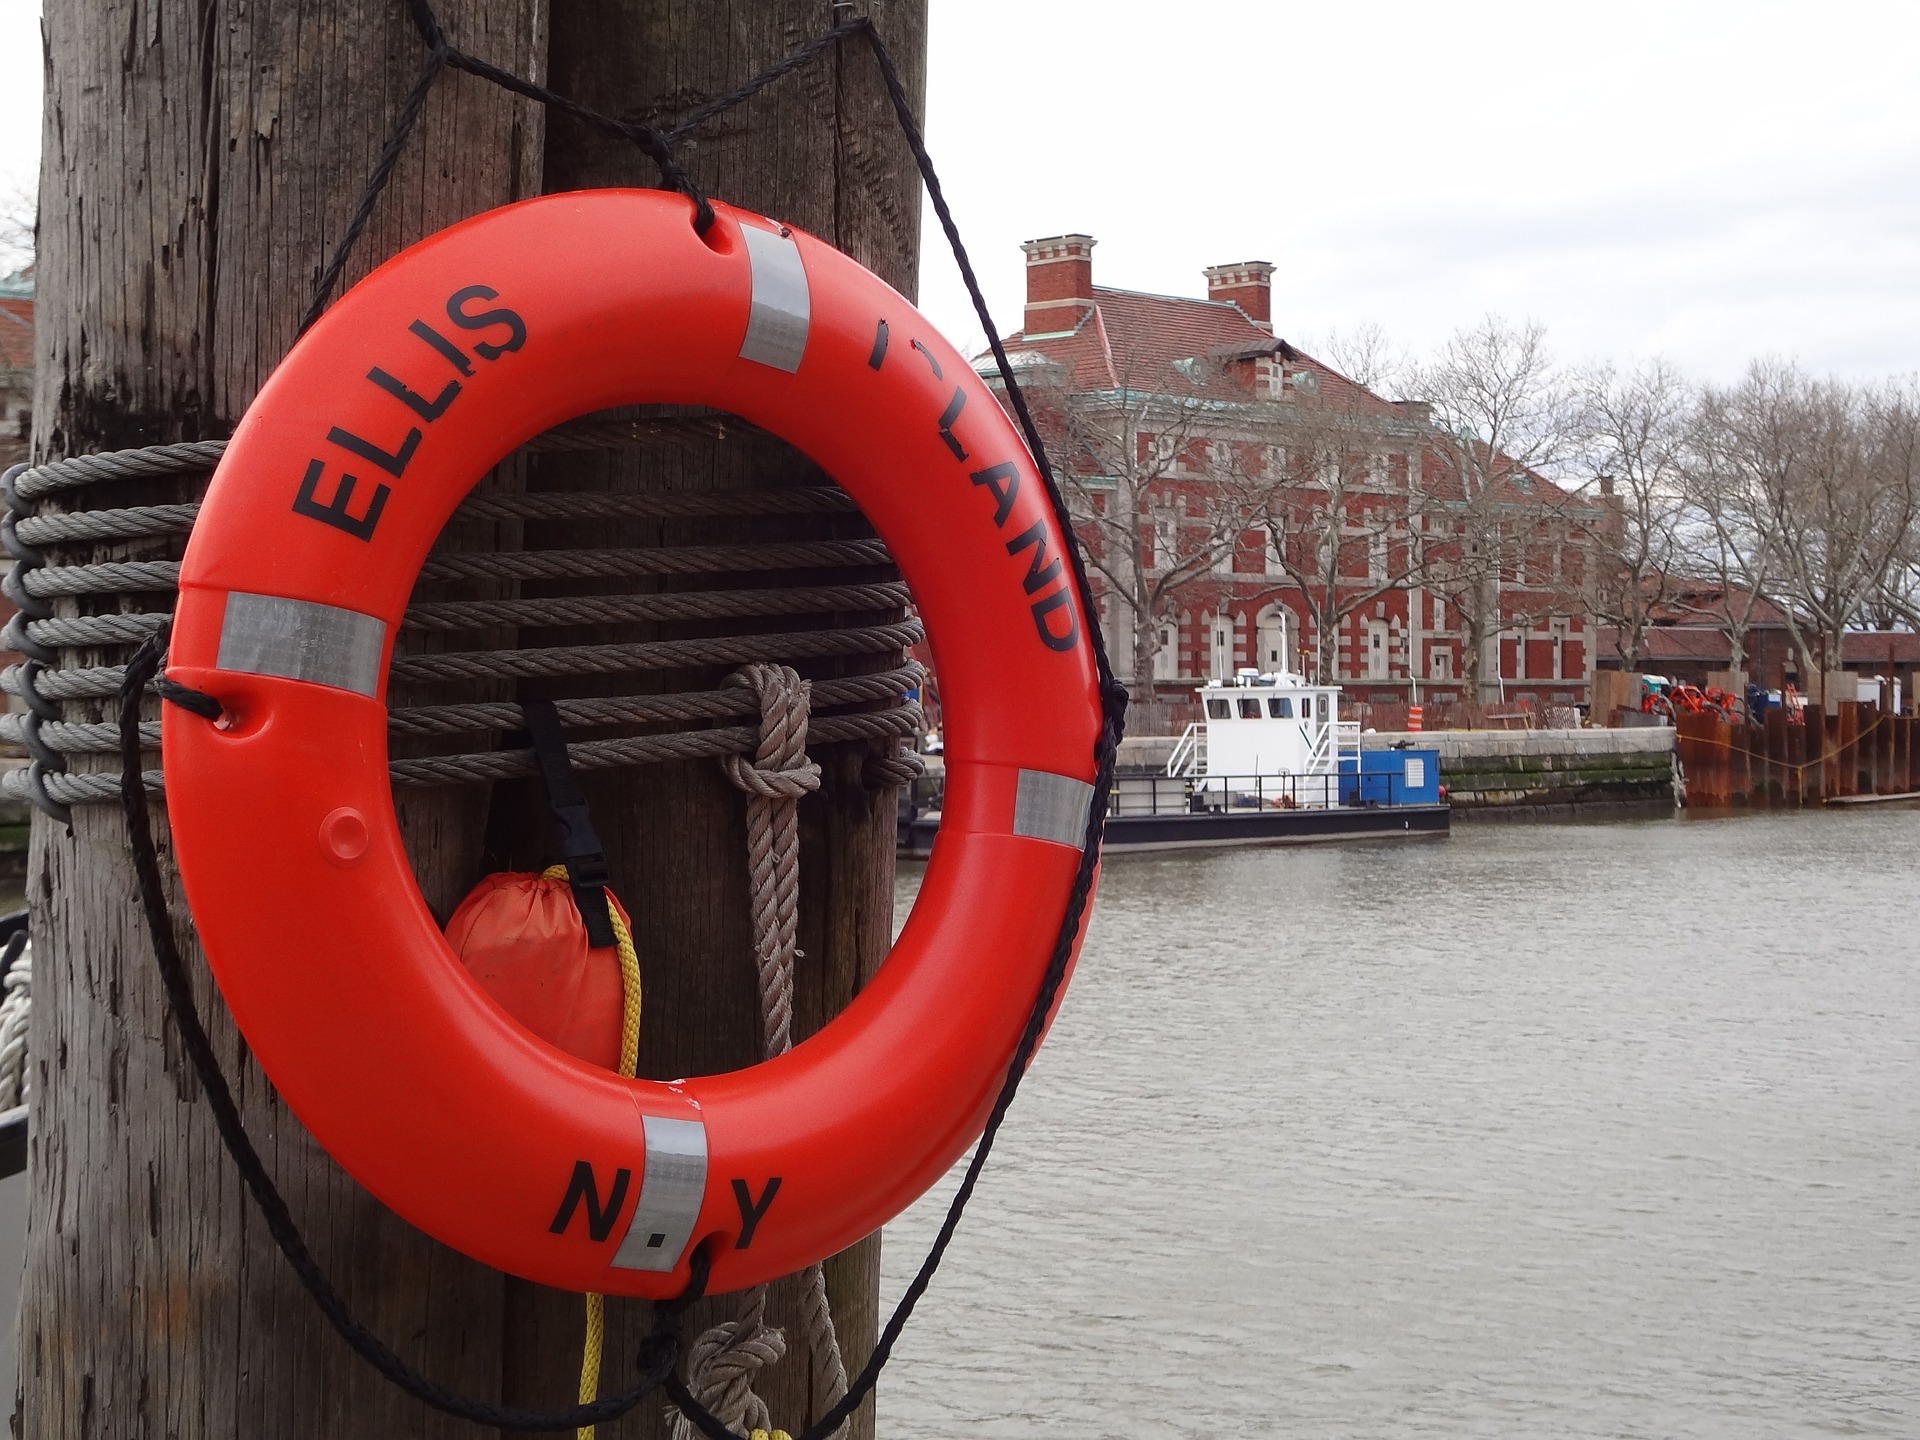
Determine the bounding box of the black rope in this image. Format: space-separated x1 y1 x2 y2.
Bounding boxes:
306 0 880 333
113 5 1130 1436
296 46 449 336
118 623 706 1433
662 19 871 147
150 675 223 723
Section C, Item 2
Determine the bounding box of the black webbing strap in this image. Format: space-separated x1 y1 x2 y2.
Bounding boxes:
518 696 618 948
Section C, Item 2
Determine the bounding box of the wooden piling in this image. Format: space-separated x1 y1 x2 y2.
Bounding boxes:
23 4 925 1436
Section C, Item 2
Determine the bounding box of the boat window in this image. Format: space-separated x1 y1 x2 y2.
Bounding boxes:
1238 697 1263 719
1268 697 1293 718
1207 698 1231 720
1299 697 1314 719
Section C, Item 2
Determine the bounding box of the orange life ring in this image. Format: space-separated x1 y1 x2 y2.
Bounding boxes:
160 190 1102 1299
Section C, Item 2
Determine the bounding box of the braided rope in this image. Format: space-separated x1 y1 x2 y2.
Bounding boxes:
451 485 856 517
401 581 908 633
388 665 923 737
9 492 859 550
671 1289 788 1440
10 441 226 502
20 612 172 648
2 437 922 824
0 939 31 1111
6 586 904 654
13 544 893 602
0 706 920 804
720 665 819 1053
416 539 891 584
388 621 921 686
20 560 182 598
861 747 926 789
690 665 848 1440
13 504 204 546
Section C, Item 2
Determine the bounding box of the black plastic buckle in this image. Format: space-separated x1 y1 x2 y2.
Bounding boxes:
519 696 617 948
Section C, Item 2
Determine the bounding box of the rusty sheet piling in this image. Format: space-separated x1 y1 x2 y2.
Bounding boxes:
1676 703 1920 808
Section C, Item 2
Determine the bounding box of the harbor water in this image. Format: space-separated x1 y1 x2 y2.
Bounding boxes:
879 810 1920 1438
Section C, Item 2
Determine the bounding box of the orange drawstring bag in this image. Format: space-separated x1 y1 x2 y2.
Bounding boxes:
444 871 629 1071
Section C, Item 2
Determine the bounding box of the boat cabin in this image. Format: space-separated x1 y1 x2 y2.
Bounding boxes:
1194 669 1342 779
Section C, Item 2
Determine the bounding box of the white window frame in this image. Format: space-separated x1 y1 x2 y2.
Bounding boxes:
1365 620 1390 681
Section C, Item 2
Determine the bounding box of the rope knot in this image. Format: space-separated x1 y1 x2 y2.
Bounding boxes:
671 1288 787 1440
720 664 821 799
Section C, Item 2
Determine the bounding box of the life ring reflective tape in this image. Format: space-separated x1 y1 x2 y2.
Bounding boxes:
160 190 1102 1298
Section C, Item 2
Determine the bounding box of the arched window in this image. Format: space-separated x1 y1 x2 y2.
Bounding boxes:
1254 604 1292 675
1205 611 1236 679
1153 614 1184 681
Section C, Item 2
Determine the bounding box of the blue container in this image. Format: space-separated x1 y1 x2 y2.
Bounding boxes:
1338 747 1442 806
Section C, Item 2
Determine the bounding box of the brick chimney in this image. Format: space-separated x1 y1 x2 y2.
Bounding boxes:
1021 234 1096 335
1203 261 1274 329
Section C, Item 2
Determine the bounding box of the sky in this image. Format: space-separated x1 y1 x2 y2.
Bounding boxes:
4 2 1919 385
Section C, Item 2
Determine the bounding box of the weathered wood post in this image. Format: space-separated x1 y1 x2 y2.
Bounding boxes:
23 6 545 1434
22 1 922 1436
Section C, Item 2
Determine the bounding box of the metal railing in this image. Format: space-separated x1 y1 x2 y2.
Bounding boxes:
1111 768 1415 818
1165 722 1205 777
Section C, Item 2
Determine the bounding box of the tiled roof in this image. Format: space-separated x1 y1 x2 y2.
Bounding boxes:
992 263 1589 515
1842 631 1920 665
1619 626 1737 663
1644 586 1794 628
1603 621 1920 667
1006 284 1447 423
1074 287 1267 393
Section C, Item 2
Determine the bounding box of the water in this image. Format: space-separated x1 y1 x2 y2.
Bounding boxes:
878 811 1920 1438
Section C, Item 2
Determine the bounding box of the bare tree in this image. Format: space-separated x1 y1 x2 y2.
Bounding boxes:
1863 378 1920 632
1573 358 1693 670
1256 383 1426 682
1686 361 1919 690
1677 370 1785 674
1409 316 1578 701
1311 322 1407 396
0 172 33 274
1031 364 1269 704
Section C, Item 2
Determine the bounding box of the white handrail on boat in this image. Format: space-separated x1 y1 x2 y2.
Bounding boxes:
1166 722 1206 778
1336 720 1362 755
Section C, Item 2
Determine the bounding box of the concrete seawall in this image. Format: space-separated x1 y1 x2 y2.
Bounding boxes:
1359 729 1677 819
1115 728 1677 820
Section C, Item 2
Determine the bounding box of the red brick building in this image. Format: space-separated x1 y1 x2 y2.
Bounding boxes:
1598 587 1920 693
0 266 30 677
0 265 29 469
979 235 1599 725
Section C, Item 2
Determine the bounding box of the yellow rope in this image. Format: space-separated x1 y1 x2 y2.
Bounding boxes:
577 1291 606 1438
543 864 643 1440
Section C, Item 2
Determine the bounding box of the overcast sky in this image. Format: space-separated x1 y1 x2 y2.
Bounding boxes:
4 2 1917 385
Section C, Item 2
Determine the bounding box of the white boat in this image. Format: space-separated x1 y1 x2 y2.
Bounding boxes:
899 665 1449 856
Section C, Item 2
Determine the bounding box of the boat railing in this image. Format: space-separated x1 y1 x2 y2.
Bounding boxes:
1165 723 1205 778
1335 720 1362 755
1110 769 1416 819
